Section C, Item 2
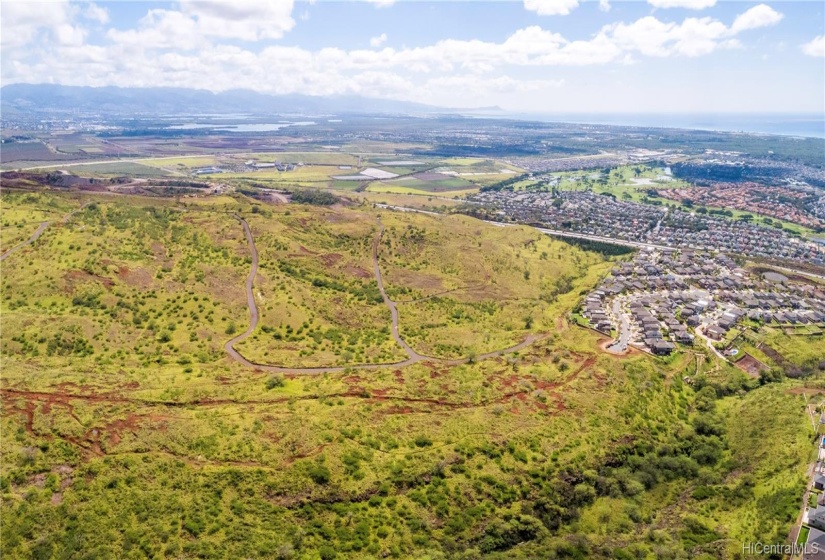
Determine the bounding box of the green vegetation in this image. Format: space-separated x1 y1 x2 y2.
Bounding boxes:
290 188 339 206
1 188 821 559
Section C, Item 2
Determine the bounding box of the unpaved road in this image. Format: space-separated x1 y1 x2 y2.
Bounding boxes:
1 221 49 262
224 215 545 374
1 202 94 263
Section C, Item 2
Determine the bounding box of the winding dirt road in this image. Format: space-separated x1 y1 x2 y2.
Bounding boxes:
1 221 49 262
224 215 545 374
1 203 92 263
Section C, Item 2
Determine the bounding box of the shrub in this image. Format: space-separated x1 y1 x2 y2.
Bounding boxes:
309 464 330 485
414 435 433 448
266 375 285 390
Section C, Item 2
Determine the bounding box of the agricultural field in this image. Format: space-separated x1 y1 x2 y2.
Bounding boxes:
137 156 220 170
51 161 175 178
432 158 524 187
1 187 821 560
247 152 361 166
367 175 477 197
0 141 72 165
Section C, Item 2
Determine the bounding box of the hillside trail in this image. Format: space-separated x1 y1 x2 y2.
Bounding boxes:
224 214 543 374
0 202 91 262
1 222 49 262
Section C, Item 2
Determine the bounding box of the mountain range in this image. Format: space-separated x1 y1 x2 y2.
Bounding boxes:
0 83 502 117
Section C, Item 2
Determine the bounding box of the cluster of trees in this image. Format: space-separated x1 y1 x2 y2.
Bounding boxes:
560 237 634 257
290 189 338 206
479 173 529 192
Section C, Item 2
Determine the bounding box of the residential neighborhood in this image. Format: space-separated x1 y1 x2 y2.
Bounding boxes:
578 247 825 358
468 189 825 264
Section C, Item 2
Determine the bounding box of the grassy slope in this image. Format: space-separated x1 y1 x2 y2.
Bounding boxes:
378 212 612 358
0 190 819 560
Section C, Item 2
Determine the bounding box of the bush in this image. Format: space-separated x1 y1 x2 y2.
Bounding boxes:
414 435 433 448
266 375 285 390
319 545 337 560
309 463 330 485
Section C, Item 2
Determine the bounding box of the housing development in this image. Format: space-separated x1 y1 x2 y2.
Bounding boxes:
467 189 825 264
581 247 825 361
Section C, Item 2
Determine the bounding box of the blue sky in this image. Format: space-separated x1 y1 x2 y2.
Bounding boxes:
1 0 823 113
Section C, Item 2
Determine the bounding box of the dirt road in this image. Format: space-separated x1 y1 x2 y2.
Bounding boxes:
223 215 544 374
1 221 49 262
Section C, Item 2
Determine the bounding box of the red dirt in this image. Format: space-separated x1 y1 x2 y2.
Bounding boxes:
319 253 342 267
64 269 114 290
345 266 372 279
379 405 416 415
787 387 825 395
735 354 768 378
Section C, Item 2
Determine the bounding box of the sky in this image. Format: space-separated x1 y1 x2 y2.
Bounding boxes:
1 0 823 113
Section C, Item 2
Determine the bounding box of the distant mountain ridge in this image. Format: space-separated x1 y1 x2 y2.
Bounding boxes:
0 83 502 116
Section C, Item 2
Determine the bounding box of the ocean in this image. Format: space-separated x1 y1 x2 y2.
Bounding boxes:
512 113 825 139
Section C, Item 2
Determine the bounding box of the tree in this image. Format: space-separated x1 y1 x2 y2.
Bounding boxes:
759 367 784 385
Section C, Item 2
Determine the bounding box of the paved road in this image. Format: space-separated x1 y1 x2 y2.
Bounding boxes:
606 299 630 353
1 222 49 262
223 215 544 374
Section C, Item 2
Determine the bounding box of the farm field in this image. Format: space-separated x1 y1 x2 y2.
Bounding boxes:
0 186 821 559
51 161 175 178
245 152 361 166
0 141 74 165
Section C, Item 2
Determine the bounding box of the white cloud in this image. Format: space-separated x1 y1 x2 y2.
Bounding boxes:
802 35 825 57
370 33 388 48
363 0 396 7
84 3 110 25
524 0 580 16
599 0 611 13
0 3 793 111
729 4 783 35
647 0 716 9
180 0 295 40
0 0 77 48
106 0 296 48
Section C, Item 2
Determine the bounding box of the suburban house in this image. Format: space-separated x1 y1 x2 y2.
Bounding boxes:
806 527 825 560
808 505 825 532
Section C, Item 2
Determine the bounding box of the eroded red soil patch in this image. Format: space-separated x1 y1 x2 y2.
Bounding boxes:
319 253 342 267
64 269 114 290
